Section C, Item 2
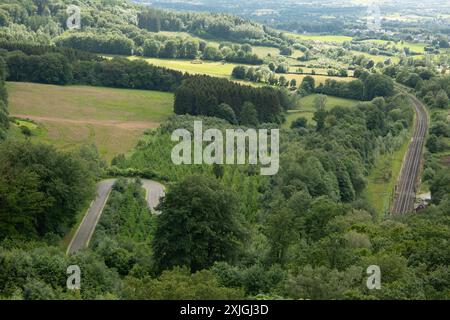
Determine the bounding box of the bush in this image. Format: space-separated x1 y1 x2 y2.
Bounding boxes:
0 141 97 239
20 125 31 136
152 175 244 272
291 117 308 129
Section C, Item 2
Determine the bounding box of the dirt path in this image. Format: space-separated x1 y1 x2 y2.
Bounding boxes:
11 114 159 130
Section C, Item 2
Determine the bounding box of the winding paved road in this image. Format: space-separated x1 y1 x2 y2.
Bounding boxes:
67 178 165 255
391 86 429 215
142 179 166 212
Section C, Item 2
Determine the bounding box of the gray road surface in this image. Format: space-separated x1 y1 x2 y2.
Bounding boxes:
67 178 165 255
142 179 165 213
66 179 116 255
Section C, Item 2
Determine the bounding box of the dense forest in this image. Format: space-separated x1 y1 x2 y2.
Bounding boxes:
0 142 102 240
3 88 447 299
56 31 265 64
174 75 292 124
136 8 284 46
0 43 186 90
316 73 395 101
0 55 7 140
0 0 288 64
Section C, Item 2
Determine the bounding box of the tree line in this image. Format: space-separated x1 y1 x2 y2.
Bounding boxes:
0 40 101 61
1 48 186 91
142 38 263 65
298 72 395 101
0 0 289 63
380 60 449 155
174 75 291 124
232 65 297 88
55 33 134 56
54 30 265 65
137 8 285 47
0 56 7 140
0 142 100 240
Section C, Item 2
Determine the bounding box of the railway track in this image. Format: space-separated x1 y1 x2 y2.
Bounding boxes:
391 86 429 215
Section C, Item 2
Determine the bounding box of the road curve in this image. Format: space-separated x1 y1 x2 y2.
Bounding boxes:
67 178 165 255
391 86 429 215
142 179 166 213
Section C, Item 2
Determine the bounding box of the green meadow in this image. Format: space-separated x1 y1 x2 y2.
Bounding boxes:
7 82 174 161
284 94 358 128
286 32 353 43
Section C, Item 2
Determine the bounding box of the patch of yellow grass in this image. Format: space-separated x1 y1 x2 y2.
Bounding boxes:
131 56 240 77
286 32 353 43
283 73 355 86
7 82 174 161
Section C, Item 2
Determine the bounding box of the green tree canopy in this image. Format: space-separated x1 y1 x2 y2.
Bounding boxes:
152 175 244 272
363 74 394 100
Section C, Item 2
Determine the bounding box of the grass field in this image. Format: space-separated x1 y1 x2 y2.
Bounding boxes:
284 73 355 87
284 94 358 128
128 56 356 88
290 50 305 59
363 131 412 216
349 50 400 64
136 56 354 83
158 31 221 48
7 82 174 161
252 46 280 57
287 32 353 43
361 39 427 54
130 56 240 78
